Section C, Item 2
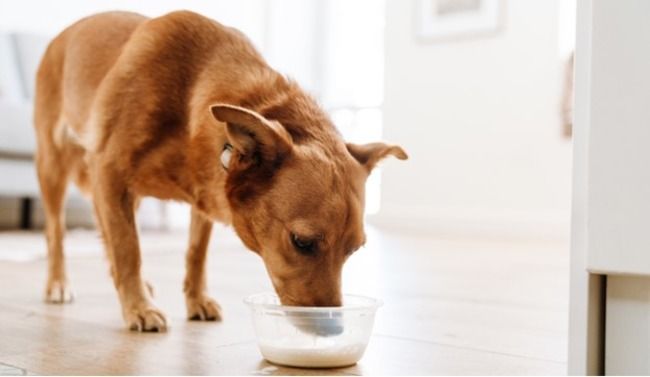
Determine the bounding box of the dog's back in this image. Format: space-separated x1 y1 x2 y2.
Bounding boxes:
35 12 146 147
34 10 268 195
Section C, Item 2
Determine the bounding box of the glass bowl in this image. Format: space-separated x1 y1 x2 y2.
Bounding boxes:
244 293 381 368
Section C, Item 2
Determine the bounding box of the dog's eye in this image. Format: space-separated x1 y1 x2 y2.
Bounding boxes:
290 233 316 255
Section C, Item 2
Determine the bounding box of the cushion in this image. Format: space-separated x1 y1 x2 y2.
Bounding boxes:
0 101 35 156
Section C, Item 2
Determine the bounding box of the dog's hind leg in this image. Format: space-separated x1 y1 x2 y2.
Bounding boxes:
34 32 77 304
184 207 222 321
36 143 74 304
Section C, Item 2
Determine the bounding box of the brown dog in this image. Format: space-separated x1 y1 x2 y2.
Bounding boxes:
34 10 407 332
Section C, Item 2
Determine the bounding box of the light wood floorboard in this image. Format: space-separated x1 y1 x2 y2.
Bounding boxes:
0 225 568 375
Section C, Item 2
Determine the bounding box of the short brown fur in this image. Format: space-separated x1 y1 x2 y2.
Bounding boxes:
34 11 407 331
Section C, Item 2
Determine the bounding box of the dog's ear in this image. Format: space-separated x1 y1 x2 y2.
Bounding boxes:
210 104 293 162
346 142 408 172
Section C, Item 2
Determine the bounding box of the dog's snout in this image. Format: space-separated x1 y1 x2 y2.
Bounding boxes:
276 284 342 307
312 290 343 307
310 297 342 307
285 297 341 307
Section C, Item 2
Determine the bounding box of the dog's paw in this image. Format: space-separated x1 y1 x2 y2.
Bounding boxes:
124 303 168 332
44 279 74 304
186 295 222 321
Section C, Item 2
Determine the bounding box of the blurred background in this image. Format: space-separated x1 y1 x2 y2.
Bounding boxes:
0 0 575 240
0 1 578 373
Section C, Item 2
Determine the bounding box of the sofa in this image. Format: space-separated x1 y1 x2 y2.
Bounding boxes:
0 32 50 228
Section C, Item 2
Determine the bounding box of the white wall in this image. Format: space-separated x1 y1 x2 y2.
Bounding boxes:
377 0 572 239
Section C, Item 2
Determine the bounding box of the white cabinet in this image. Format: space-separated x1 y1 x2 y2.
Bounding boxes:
605 276 650 374
570 0 650 374
585 0 650 276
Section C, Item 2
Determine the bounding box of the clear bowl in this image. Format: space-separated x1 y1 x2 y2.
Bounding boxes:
244 293 382 368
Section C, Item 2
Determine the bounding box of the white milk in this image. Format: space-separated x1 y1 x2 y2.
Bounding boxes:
259 339 366 368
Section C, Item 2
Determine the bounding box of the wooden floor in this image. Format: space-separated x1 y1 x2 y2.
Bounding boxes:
0 225 568 375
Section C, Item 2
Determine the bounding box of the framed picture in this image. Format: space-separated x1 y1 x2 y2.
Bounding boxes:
416 0 504 42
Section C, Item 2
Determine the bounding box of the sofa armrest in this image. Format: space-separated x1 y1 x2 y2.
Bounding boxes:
0 100 35 157
0 159 38 197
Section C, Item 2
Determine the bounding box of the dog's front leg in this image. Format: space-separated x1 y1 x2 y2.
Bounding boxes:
184 207 222 321
93 167 167 332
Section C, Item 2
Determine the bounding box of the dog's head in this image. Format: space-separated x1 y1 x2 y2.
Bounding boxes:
211 104 407 307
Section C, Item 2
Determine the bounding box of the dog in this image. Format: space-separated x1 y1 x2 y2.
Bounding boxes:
34 10 407 332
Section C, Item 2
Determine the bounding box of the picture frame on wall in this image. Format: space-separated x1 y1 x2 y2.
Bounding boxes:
416 0 504 42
